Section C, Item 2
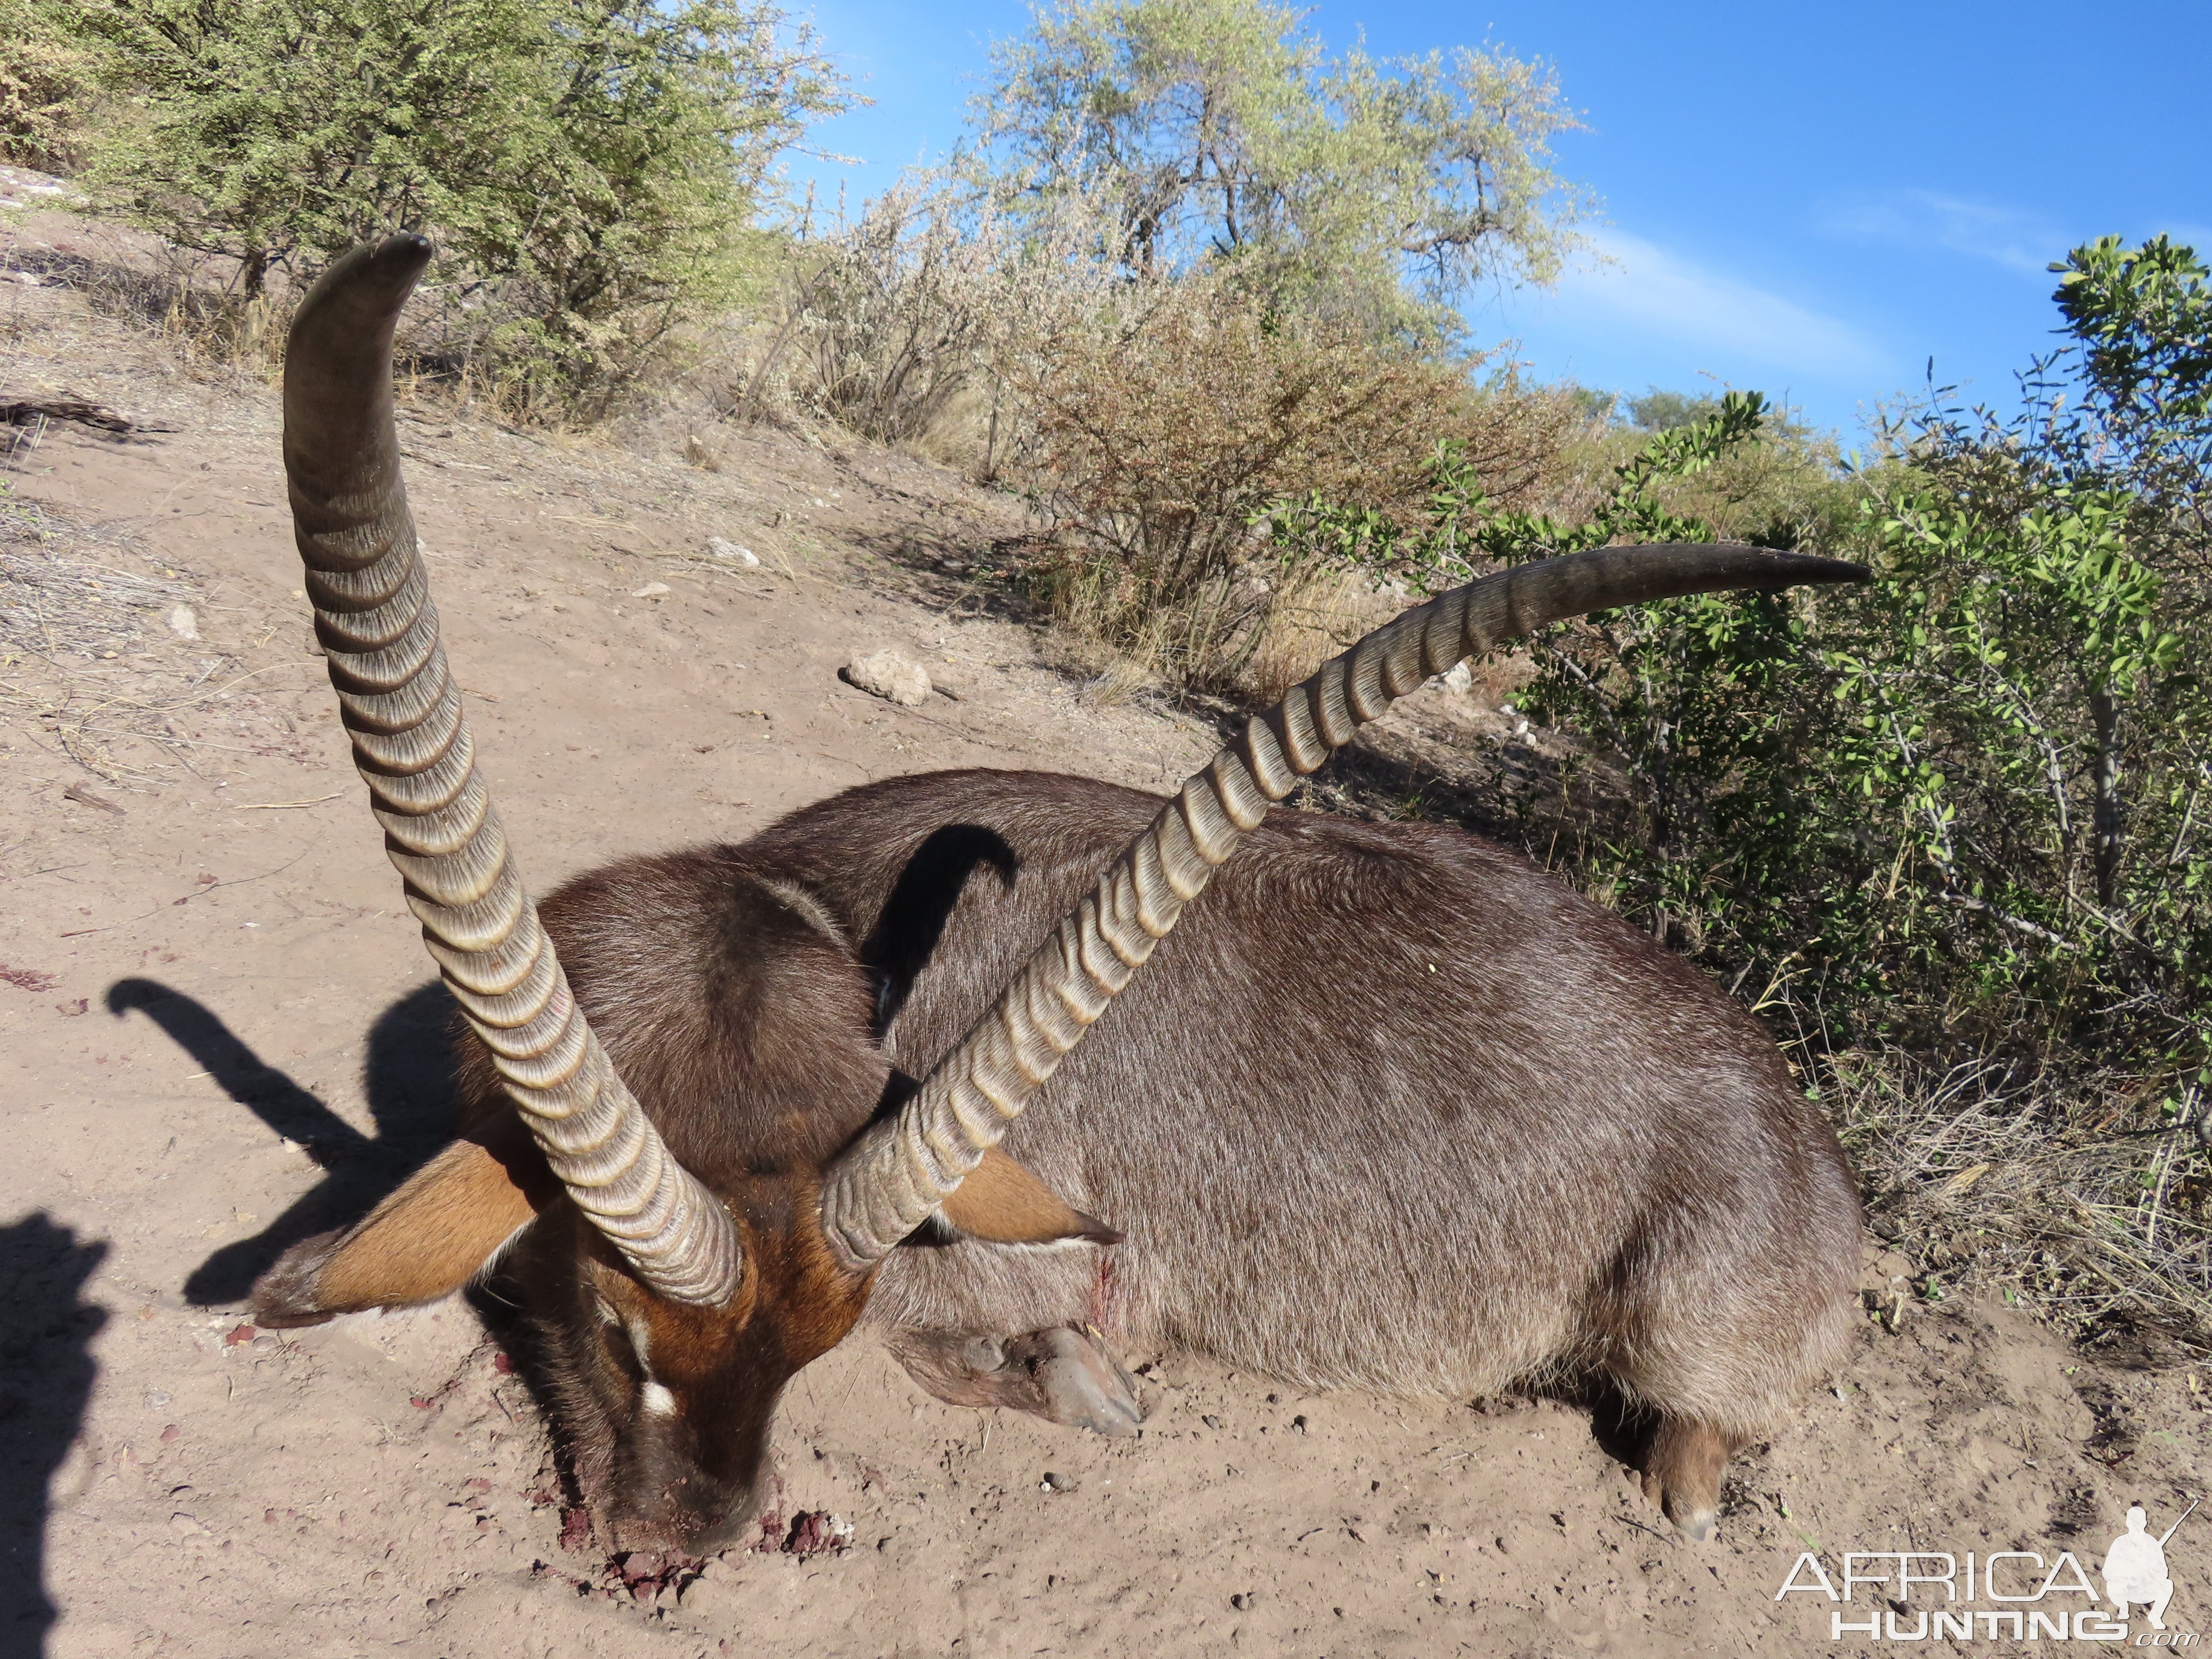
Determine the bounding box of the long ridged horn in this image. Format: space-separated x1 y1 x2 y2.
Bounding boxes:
282 236 741 1307
820 541 1868 1266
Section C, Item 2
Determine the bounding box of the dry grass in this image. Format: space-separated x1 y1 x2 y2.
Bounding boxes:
1222 568 1395 703
1825 1042 2211 1345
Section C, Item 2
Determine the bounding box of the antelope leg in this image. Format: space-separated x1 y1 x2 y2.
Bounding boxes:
885 1325 1144 1437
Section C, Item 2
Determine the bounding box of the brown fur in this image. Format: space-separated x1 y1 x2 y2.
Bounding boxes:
1642 1418 1738 1540
884 1325 1144 1435
318 1140 536 1310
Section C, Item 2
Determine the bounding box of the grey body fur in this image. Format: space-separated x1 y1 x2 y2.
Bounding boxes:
727 766 1859 1435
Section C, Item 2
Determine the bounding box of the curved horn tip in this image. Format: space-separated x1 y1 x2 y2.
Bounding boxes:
1628 544 1871 589
290 235 437 352
1758 550 1872 584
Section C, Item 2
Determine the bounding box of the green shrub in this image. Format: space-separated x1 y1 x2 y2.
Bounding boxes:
0 0 94 169
1274 243 2212 1332
65 0 846 411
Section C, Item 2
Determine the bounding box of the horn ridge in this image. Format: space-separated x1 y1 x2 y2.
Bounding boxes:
281 237 741 1308
818 541 1869 1266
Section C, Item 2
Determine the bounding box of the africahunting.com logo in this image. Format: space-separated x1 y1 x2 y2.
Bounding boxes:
1775 1499 2198 1643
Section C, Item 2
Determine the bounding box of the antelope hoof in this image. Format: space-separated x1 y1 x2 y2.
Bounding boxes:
1004 1325 1144 1436
1642 1417 1731 1542
888 1324 1145 1435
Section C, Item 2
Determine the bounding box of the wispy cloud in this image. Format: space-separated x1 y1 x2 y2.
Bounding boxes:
1534 231 1887 380
1815 189 2060 274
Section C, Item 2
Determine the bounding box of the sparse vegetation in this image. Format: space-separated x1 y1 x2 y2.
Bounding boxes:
721 0 1595 686
48 0 847 412
1007 278 1555 689
969 0 1589 346
732 180 1048 449
0 483 240 785
0 0 94 169
1280 242 2212 1342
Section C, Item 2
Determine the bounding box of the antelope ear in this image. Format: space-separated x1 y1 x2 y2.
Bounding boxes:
251 1133 542 1327
938 1147 1122 1247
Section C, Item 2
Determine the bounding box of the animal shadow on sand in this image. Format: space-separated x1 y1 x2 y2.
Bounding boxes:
104 978 459 1307
0 1214 107 1657
105 818 1021 1316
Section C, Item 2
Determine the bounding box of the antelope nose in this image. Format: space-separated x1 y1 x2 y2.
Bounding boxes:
603 1475 760 1558
689 1506 758 1556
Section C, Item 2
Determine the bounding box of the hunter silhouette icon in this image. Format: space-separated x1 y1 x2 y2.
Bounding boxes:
2104 1499 2196 1630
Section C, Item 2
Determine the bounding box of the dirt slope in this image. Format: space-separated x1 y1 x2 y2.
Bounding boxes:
2 208 2207 1658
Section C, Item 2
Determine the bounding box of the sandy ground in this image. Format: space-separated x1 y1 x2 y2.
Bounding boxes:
3 202 2209 1658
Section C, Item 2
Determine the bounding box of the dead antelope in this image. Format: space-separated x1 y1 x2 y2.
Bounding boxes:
253 236 1866 1553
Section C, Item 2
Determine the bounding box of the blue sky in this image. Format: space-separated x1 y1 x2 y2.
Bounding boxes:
785 1 2211 438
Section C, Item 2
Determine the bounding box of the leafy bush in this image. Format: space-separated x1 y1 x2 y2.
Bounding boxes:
1624 387 1720 431
0 0 94 168
1277 244 2212 1333
62 0 845 411
1509 261 2206 1069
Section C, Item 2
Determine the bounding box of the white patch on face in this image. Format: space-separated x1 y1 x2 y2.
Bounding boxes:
639 1380 678 1418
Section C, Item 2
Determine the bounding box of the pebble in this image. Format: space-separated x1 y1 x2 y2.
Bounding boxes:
630 582 671 598
1040 1471 1076 1493
166 605 199 641
843 649 931 707
1441 661 1473 694
143 1389 172 1409
705 537 760 566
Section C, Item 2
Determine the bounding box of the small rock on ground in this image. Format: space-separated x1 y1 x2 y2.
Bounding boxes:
844 648 931 707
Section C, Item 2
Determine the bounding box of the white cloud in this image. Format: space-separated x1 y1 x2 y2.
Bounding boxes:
1534 230 1888 381
1815 189 2058 275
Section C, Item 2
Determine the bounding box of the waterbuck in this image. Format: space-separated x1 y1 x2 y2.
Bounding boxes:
251 236 1866 1554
